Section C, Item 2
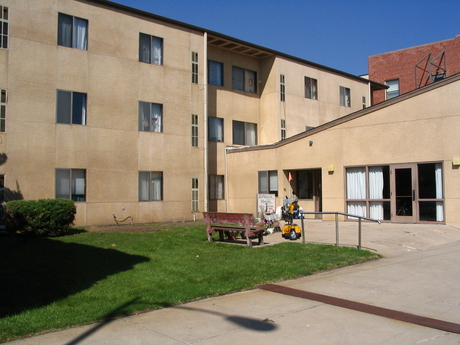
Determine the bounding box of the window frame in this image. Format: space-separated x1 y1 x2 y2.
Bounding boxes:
208 60 223 86
386 79 400 100
209 174 224 200
280 119 286 140
191 51 198 84
192 178 199 212
0 6 8 49
138 101 163 133
139 33 163 65
232 120 257 146
280 74 285 102
0 89 6 132
139 171 163 201
340 86 351 107
57 13 88 50
208 116 224 142
232 66 257 93
56 90 87 125
305 77 318 100
258 171 278 197
191 114 198 147
55 168 86 202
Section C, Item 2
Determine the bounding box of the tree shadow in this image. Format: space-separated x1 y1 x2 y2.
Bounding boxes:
0 235 149 318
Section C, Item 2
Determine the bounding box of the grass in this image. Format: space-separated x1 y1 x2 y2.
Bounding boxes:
0 224 381 343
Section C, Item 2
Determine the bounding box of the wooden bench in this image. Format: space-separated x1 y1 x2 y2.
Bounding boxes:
203 212 266 247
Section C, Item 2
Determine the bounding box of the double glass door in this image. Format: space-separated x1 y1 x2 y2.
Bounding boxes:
391 163 444 223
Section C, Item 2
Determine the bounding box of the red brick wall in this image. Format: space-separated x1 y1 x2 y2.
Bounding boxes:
368 35 460 104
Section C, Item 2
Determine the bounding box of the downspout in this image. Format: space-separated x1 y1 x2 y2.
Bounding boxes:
203 32 208 212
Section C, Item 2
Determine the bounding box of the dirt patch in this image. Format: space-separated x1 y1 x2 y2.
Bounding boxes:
86 220 205 233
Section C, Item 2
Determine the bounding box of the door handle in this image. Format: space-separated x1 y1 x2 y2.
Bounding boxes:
412 190 415 201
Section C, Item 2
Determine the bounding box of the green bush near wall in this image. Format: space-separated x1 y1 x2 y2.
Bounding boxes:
6 199 76 237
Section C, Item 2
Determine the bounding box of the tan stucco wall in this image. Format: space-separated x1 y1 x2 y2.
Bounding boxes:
2 0 205 225
226 77 460 227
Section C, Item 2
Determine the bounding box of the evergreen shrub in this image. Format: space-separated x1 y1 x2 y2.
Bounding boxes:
6 199 76 236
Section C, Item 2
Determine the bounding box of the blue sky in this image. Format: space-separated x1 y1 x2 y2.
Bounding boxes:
111 0 460 76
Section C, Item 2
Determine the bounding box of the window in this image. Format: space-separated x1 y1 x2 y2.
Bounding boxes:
192 52 198 84
208 60 223 86
0 89 6 132
139 101 163 132
233 120 257 146
209 175 224 200
258 171 278 197
386 79 399 99
208 117 223 142
0 6 8 49
192 178 199 212
281 119 286 140
305 77 317 100
340 86 351 107
56 169 86 201
418 163 443 222
56 90 87 125
139 171 163 201
232 66 257 93
139 33 163 65
191 114 198 147
362 96 367 109
346 166 390 220
58 13 88 50
280 74 285 101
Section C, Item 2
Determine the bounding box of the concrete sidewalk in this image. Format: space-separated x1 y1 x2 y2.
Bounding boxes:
6 222 460 345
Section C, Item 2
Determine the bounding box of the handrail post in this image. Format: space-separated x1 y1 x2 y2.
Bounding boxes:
335 213 339 246
358 218 362 250
301 213 305 244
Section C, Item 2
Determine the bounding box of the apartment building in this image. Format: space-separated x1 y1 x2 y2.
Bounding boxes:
368 35 460 104
0 0 388 226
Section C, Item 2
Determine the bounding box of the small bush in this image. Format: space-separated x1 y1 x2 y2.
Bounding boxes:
6 199 76 236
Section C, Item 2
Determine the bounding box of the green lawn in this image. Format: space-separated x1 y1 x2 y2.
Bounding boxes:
0 224 381 342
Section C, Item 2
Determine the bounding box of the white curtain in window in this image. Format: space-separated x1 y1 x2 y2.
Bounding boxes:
58 14 72 47
139 172 149 201
209 61 222 86
246 122 256 145
435 163 444 221
152 36 162 65
216 176 223 199
209 117 223 141
269 171 278 192
369 167 384 220
347 167 366 218
151 172 162 201
56 169 70 199
151 103 162 132
138 102 149 131
73 17 87 50
139 33 150 63
259 171 268 194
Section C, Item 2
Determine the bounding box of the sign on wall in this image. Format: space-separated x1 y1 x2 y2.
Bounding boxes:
256 194 276 215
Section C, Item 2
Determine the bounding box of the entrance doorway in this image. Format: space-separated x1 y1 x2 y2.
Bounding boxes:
391 164 416 222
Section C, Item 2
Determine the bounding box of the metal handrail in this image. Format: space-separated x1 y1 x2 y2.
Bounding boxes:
298 211 381 250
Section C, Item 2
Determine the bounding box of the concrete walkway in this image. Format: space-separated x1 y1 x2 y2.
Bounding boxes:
6 222 460 345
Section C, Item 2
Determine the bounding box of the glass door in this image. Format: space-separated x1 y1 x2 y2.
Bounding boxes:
391 164 416 222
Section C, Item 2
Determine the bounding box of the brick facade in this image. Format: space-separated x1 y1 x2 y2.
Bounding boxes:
368 35 460 104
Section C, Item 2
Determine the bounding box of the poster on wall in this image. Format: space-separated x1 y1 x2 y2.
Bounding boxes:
256 194 276 216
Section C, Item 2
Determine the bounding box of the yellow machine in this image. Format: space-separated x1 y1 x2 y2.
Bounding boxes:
282 223 301 240
281 198 302 240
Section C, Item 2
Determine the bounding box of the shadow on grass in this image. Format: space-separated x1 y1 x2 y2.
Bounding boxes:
0 234 149 318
